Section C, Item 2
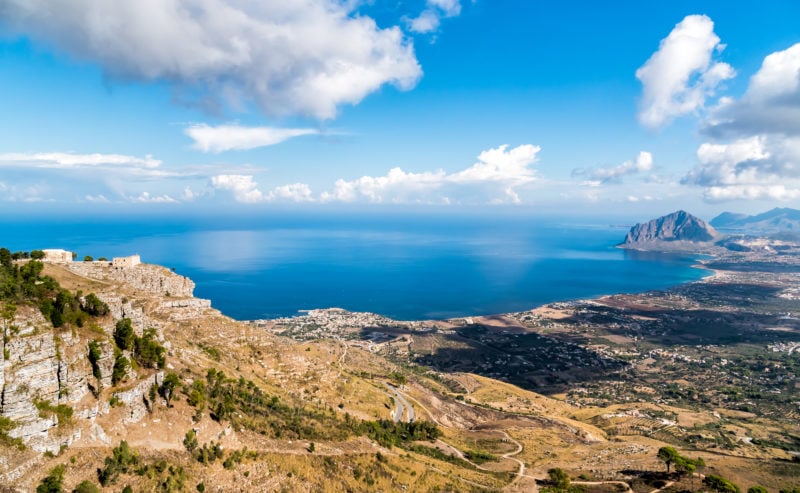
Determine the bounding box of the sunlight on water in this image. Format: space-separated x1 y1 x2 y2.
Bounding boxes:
0 214 709 320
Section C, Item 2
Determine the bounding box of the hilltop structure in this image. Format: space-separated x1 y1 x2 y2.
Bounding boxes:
112 254 140 268
42 249 72 263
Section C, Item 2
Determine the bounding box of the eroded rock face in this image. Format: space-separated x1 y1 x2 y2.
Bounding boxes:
98 294 146 336
93 339 116 390
112 372 163 425
3 333 61 422
1 325 92 452
0 259 206 467
67 263 195 298
620 210 721 249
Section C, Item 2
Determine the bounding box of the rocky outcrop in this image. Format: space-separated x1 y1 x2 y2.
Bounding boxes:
157 298 212 321
93 339 116 390
619 210 721 250
67 262 195 298
112 372 163 424
1 321 92 452
98 294 146 335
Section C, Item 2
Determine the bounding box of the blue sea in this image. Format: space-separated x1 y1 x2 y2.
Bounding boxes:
0 212 708 320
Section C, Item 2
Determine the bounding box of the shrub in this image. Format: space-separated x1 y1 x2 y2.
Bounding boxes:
34 400 73 426
88 340 103 380
72 480 101 493
704 474 740 493
114 318 135 351
183 430 198 453
98 441 138 486
160 373 181 406
81 294 109 317
112 354 130 385
134 328 166 369
36 464 65 493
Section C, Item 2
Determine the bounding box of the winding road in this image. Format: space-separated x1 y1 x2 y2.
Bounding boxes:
384 383 415 423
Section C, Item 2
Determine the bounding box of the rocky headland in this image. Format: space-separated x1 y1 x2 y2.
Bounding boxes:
619 210 722 251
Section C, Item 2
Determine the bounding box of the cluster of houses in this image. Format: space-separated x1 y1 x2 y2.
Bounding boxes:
41 249 141 268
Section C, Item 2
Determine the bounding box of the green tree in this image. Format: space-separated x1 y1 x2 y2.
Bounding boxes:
30 250 45 260
112 354 130 385
657 446 680 473
114 318 135 351
183 429 198 453
81 293 109 316
36 464 65 493
160 372 181 407
547 468 570 490
87 340 103 380
83 256 93 262
704 474 741 493
134 328 166 369
98 440 138 486
72 480 101 493
0 248 11 269
2 302 16 332
748 487 769 493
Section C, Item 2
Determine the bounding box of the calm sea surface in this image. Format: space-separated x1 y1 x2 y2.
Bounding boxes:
0 212 708 320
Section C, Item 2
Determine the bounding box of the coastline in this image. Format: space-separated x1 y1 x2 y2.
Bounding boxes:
249 251 719 327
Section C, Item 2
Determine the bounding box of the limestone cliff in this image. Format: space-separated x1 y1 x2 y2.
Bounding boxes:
67 262 195 298
1 307 90 452
0 261 211 457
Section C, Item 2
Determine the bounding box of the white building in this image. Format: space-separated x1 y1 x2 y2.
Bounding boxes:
42 249 73 263
112 254 141 268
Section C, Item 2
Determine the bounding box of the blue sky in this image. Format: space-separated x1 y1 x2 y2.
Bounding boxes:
1 0 799 218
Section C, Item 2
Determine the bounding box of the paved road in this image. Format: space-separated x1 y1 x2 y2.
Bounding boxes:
384 383 415 422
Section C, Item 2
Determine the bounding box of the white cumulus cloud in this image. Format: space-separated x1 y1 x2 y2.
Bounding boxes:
0 0 422 119
636 15 734 129
321 144 541 204
210 174 265 203
321 167 447 203
683 135 800 201
575 151 654 184
704 185 800 202
267 183 314 202
687 42 800 202
705 43 800 138
186 124 318 152
130 192 179 204
210 174 315 203
407 0 462 34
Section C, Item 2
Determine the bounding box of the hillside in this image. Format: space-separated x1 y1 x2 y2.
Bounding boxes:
711 207 800 235
619 210 721 250
2 250 800 492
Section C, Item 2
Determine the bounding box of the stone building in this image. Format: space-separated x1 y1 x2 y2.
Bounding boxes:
42 249 73 263
112 254 141 268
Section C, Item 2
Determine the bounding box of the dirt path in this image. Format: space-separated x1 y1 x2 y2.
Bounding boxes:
573 480 634 493
647 480 676 493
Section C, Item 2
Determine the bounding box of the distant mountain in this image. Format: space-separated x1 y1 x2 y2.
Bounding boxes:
619 210 721 250
708 211 749 228
710 207 800 235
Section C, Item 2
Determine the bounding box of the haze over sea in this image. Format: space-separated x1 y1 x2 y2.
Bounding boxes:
0 212 707 321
